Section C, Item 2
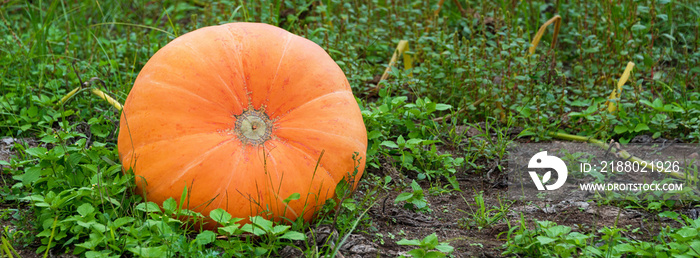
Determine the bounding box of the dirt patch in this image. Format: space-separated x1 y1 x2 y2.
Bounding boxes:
321 139 698 257
327 181 687 257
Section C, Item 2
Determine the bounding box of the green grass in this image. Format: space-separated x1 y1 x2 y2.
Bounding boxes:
1 0 699 257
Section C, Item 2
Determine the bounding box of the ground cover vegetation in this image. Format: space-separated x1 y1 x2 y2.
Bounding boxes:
1 0 699 257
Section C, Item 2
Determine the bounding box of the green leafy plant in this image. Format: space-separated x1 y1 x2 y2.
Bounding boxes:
397 233 454 258
505 215 700 257
504 220 596 257
394 180 429 212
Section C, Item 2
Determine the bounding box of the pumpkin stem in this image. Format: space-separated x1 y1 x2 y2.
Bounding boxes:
234 109 273 145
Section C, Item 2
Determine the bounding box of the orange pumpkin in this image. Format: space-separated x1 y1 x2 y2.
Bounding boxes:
117 23 367 228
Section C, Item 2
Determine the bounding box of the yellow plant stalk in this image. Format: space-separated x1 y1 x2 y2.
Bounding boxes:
380 40 411 82
605 62 635 112
434 0 445 16
528 15 562 55
56 77 123 111
403 44 413 77
370 40 412 94
90 88 123 111
495 101 506 123
58 87 81 107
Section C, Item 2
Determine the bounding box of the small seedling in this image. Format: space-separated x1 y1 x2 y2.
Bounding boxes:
395 180 430 212
397 233 454 258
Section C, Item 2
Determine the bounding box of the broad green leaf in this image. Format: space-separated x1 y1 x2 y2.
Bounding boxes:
210 208 232 224
196 230 216 245
426 102 437 112
342 199 356 211
77 203 95 217
91 222 107 232
675 227 698 240
633 249 655 256
85 250 117 258
113 217 135 228
612 243 636 253
566 232 590 245
391 96 408 104
251 216 273 232
410 180 421 191
380 141 398 149
658 211 679 220
435 104 451 111
667 242 688 254
219 225 241 235
536 236 557 245
547 225 572 237
283 193 300 204
584 246 603 256
413 199 427 209
40 135 59 144
241 224 265 236
76 233 103 250
162 198 177 214
394 192 413 203
664 104 684 113
406 138 424 147
422 233 439 249
335 179 349 197
25 147 48 158
21 167 42 185
517 106 533 117
128 245 167 258
631 24 647 31
614 125 629 134
633 123 650 132
424 251 447 258
367 130 382 139
253 247 268 256
271 225 291 235
397 135 406 146
280 231 306 240
639 99 653 108
135 202 161 213
77 220 95 229
435 242 454 253
407 248 426 257
378 104 390 113
27 106 38 117
397 238 421 246
688 241 700 256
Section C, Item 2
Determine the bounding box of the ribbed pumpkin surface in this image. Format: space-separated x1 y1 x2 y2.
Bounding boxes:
117 23 367 228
